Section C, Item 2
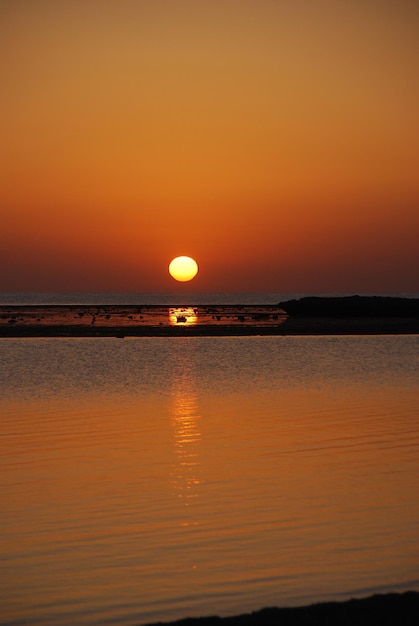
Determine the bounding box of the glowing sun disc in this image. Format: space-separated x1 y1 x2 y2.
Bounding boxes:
169 256 198 282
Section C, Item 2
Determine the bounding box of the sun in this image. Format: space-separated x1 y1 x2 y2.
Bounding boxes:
169 256 198 282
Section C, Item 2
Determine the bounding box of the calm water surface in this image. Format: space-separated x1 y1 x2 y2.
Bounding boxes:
1 336 419 625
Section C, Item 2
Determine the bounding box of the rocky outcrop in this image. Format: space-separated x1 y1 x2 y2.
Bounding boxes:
278 296 419 317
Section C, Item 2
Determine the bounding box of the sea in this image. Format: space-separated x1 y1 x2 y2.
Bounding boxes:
1 293 419 626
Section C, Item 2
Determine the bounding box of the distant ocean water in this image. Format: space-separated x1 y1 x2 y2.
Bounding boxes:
1 292 418 306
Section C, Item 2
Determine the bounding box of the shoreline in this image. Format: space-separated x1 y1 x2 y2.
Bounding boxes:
1 320 419 337
1 319 419 337
1 300 418 337
143 591 419 625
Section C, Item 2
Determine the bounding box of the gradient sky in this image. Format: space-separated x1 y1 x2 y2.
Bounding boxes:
1 0 418 293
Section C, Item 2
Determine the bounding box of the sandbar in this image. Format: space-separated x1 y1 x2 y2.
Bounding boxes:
1 297 418 337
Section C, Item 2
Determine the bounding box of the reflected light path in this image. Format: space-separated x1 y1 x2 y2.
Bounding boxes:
169 307 198 326
169 347 201 520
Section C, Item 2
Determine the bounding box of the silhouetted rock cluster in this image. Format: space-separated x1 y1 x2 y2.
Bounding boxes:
278 296 419 318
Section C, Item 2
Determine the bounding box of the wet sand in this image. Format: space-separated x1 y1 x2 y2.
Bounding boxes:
1 304 418 336
143 592 419 625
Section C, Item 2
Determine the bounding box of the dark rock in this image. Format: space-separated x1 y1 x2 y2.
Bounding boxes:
278 296 419 317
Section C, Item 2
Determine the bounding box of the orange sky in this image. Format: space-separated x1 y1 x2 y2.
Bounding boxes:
1 0 418 293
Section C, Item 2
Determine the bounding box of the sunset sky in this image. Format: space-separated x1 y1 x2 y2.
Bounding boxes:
1 0 418 294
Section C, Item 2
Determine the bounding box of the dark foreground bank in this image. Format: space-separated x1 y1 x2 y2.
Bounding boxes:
2 318 419 336
143 591 419 626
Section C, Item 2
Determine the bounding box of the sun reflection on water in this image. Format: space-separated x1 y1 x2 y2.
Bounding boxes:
168 307 198 325
169 354 201 518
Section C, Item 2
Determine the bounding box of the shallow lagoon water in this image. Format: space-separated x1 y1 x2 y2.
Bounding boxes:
1 336 419 625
